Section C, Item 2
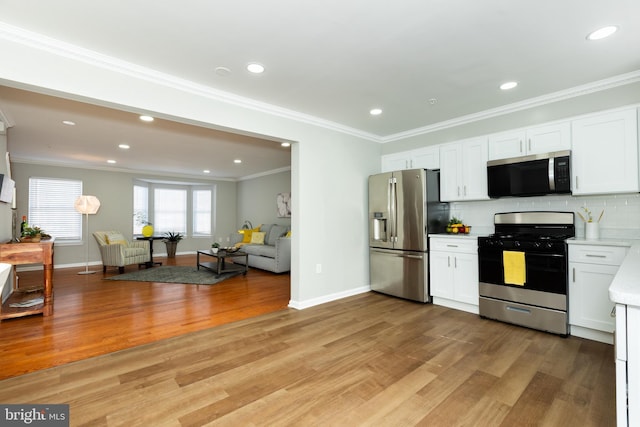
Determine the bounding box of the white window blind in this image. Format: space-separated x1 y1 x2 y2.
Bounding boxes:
154 188 187 234
133 184 149 235
28 177 82 241
192 189 212 236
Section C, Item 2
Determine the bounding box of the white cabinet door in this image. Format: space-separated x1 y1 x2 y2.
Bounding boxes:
381 153 410 172
461 138 489 201
572 109 639 195
453 252 479 306
429 251 453 299
569 262 618 333
439 144 461 201
411 145 440 170
527 122 571 155
488 122 570 160
488 130 526 160
439 138 488 202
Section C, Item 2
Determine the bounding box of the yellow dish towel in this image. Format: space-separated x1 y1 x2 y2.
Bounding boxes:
503 250 526 286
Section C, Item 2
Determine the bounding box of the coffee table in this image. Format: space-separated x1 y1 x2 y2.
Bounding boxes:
197 249 248 277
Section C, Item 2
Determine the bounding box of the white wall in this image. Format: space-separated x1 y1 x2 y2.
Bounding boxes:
236 169 291 233
0 34 381 308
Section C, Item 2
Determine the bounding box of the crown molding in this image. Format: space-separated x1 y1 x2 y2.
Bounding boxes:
382 70 640 143
0 22 380 143
2 22 639 146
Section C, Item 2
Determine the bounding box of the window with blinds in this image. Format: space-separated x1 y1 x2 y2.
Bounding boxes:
28 177 83 241
193 189 212 236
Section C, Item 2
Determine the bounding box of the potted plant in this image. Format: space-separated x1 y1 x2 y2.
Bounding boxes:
163 231 184 258
21 226 43 242
211 242 220 254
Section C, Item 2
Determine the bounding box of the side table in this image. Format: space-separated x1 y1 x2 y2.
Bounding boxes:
136 236 163 268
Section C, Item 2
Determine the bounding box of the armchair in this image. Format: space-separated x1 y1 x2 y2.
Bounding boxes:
93 231 150 273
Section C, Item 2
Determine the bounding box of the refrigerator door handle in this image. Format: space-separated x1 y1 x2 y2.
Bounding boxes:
389 177 397 242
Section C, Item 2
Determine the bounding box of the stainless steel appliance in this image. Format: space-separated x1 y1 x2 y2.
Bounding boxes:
487 150 571 198
478 211 575 335
369 169 449 302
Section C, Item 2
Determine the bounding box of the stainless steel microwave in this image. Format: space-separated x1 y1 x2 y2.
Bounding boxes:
487 150 571 198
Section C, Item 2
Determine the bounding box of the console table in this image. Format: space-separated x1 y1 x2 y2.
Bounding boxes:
0 239 55 320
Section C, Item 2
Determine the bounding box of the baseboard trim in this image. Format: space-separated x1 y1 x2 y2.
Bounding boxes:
288 286 371 310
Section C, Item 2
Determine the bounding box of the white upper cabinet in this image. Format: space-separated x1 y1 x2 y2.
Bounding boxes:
488 122 571 160
381 145 439 172
571 108 639 195
440 137 489 201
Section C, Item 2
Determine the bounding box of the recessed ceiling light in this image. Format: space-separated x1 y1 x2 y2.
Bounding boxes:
62 120 76 126
107 159 116 164
203 169 211 174
139 115 154 122
370 108 383 116
281 142 291 147
247 63 265 74
234 159 242 164
500 81 518 90
587 26 618 40
118 144 130 149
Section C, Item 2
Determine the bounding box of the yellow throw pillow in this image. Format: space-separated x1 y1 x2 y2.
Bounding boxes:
240 227 261 243
251 231 266 244
105 232 128 247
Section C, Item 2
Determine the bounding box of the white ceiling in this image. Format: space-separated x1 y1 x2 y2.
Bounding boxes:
1 0 639 179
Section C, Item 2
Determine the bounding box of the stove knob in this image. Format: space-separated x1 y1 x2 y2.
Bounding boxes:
546 242 554 249
514 241 521 248
533 241 541 248
497 240 504 247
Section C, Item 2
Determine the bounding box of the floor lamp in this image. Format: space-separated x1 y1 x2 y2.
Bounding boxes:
75 195 101 275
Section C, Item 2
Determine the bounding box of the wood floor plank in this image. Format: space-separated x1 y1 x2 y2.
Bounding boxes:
0 262 616 426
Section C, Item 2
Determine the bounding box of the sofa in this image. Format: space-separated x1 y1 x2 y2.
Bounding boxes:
230 224 291 273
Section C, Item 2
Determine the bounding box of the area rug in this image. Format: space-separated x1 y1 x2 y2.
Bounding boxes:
104 266 241 285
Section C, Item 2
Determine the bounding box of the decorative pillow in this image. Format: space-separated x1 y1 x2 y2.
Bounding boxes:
267 225 287 246
105 232 128 247
241 227 261 244
250 231 266 245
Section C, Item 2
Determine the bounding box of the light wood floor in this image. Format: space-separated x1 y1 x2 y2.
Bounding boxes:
0 256 615 426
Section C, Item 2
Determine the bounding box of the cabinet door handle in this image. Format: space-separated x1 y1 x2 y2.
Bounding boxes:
586 254 607 258
576 176 579 189
463 185 467 196
446 244 458 248
447 255 450 268
611 305 616 318
528 138 531 151
454 256 457 268
520 140 523 153
572 267 575 282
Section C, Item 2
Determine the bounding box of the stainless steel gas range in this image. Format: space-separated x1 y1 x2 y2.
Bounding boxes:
478 211 575 335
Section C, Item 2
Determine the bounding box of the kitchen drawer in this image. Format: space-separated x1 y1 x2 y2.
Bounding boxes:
430 237 478 254
569 245 628 266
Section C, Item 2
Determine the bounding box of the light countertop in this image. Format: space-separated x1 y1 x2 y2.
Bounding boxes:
429 233 481 240
567 237 637 247
609 242 640 307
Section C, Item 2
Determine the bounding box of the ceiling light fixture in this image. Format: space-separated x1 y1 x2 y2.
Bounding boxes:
62 120 76 126
370 108 383 116
234 159 242 164
107 159 116 164
281 142 291 147
247 63 265 74
587 26 618 40
203 169 211 174
139 115 154 122
118 144 130 149
500 81 518 90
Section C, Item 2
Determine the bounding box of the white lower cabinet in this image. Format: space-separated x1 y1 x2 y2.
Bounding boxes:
568 243 629 344
429 236 478 314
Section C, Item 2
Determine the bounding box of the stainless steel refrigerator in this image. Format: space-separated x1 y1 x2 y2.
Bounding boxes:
369 169 449 302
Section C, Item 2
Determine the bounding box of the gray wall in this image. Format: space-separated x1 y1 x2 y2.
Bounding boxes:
0 131 12 302
236 169 291 231
11 162 238 267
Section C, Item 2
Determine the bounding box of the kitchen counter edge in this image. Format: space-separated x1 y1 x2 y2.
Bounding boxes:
609 241 640 307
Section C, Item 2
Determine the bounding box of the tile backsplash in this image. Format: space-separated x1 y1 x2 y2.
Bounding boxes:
449 193 640 239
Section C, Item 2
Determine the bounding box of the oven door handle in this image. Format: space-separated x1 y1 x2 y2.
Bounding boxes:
506 306 532 315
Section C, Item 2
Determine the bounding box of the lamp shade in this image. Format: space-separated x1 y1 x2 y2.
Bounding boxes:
74 195 101 215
